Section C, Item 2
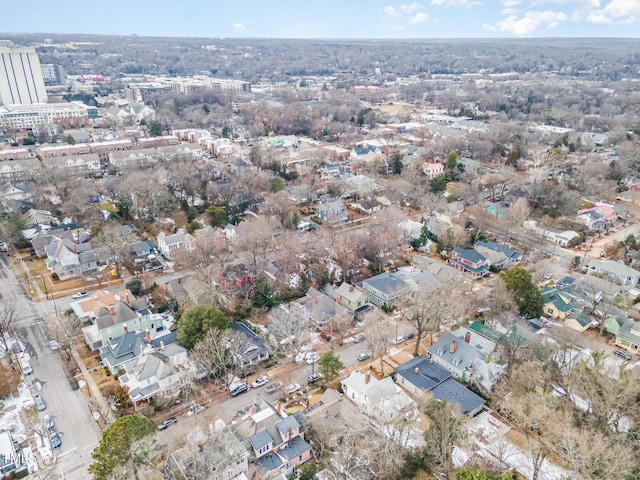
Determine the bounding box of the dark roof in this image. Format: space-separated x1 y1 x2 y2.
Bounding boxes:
394 356 451 391
430 378 485 416
248 429 273 451
453 247 487 264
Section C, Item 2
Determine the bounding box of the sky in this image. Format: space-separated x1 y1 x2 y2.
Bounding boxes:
4 0 640 38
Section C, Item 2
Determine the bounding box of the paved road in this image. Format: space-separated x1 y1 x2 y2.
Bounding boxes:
0 255 101 480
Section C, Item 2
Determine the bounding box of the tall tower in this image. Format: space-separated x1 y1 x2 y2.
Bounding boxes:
0 42 48 106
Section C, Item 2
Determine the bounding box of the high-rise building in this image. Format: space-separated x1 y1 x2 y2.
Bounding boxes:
41 63 66 86
0 42 48 106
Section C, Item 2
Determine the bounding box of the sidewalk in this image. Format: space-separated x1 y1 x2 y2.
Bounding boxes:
71 345 116 426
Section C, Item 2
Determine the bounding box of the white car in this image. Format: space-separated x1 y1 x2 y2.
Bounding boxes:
49 340 62 351
72 292 87 299
306 352 320 364
252 375 270 388
285 383 301 395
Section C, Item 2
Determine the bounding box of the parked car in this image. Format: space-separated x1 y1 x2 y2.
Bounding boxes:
393 336 405 345
187 404 204 416
34 396 46 411
403 332 416 341
285 383 301 395
72 292 87 299
157 417 178 431
265 381 283 394
613 349 632 361
357 352 371 362
49 431 62 448
230 384 249 397
306 352 320 364
353 335 366 343
49 340 62 351
43 414 55 431
319 332 333 341
252 375 270 388
307 372 324 384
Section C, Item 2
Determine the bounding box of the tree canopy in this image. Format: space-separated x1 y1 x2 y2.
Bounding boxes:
205 205 228 228
318 350 343 380
500 267 544 319
176 304 231 349
88 415 157 480
148 120 163 137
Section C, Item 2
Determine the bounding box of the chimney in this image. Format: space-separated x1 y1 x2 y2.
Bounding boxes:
178 277 181 284
349 286 353 292
109 305 115 315
160 341 164 351
145 329 151 344
314 297 318 305
249 404 257 415
364 372 371 384
450 340 457 354
125 294 130 304
288 427 292 441
123 324 128 334
276 402 282 416
464 332 471 344
336 296 339 304
550 291 554 298
414 367 419 374
429 356 434 364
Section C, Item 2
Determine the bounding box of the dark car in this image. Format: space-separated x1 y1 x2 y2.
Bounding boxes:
319 332 333 341
157 417 178 431
403 332 416 341
613 349 632 361
230 384 249 397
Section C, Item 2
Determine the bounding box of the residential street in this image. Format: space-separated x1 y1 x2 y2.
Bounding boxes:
0 255 101 480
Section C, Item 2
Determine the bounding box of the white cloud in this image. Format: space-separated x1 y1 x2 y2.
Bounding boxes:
502 7 518 14
588 0 640 23
231 23 246 31
501 0 521 5
401 2 422 12
383 5 401 17
494 10 568 35
410 12 431 22
431 0 480 6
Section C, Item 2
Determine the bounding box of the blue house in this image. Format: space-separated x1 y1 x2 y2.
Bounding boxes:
474 240 522 270
450 248 489 278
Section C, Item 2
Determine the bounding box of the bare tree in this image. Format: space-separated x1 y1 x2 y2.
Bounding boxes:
404 286 452 356
235 216 275 276
366 327 389 377
422 399 467 479
265 307 310 361
0 301 17 356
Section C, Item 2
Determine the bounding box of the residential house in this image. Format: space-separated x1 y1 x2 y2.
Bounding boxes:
422 161 445 179
316 197 349 224
428 331 502 391
231 321 270 367
474 240 522 270
164 427 249 480
45 238 96 280
157 228 195 259
483 201 509 219
328 282 369 314
349 145 380 162
467 321 529 352
613 318 640 354
21 208 57 227
341 371 418 442
289 287 350 329
193 225 226 252
586 259 640 287
119 342 196 408
74 289 133 320
576 203 615 231
581 132 608 149
541 286 580 319
348 199 381 215
320 163 353 180
449 247 489 278
130 240 152 259
358 272 412 307
564 312 593 333
100 331 147 373
219 261 253 296
231 401 313 480
523 220 580 247
30 230 57 256
394 356 485 416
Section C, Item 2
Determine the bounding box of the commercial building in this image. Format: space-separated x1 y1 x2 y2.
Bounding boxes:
0 102 98 129
0 43 48 105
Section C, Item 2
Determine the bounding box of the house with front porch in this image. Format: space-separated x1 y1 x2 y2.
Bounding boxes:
423 161 445 179
586 259 640 287
358 272 412 307
449 247 489 278
541 286 580 320
157 228 195 259
119 343 196 408
474 240 522 270
289 287 350 329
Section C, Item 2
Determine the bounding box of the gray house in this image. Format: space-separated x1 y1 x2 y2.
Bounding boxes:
394 356 485 417
357 272 412 307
